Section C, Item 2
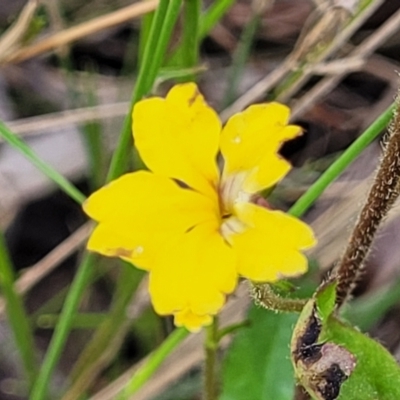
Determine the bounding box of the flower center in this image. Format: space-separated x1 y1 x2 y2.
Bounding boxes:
220 215 246 244
219 171 251 217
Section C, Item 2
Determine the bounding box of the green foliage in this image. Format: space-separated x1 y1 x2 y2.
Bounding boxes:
292 283 400 400
220 305 297 400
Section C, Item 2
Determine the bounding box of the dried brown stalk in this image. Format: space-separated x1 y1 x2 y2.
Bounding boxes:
292 6 400 119
0 0 38 61
334 96 400 307
3 0 158 64
220 0 385 121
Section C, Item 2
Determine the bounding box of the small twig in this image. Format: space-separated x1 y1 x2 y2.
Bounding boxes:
0 0 38 61
220 0 385 121
3 0 158 64
220 4 353 121
334 94 400 307
6 101 130 139
292 6 400 118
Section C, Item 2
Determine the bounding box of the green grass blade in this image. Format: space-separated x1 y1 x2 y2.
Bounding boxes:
0 120 86 204
120 327 190 399
30 253 96 400
199 0 236 40
180 0 201 73
222 12 261 107
0 231 37 389
289 102 396 218
63 266 144 399
107 0 181 182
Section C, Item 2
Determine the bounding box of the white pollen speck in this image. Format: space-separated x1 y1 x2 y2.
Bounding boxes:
232 136 241 144
133 246 144 256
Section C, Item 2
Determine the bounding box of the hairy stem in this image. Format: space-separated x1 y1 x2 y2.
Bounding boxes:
335 98 400 307
252 283 306 313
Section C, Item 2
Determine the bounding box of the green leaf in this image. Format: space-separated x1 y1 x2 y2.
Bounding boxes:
315 282 336 323
220 304 296 400
291 286 400 400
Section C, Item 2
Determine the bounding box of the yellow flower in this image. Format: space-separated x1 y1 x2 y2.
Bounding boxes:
83 83 316 331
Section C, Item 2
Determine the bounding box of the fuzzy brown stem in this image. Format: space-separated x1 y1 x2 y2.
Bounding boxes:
335 100 400 307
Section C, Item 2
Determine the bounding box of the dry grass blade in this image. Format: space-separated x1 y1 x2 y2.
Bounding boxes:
0 222 92 317
220 0 385 121
0 0 38 62
6 102 130 139
292 6 400 118
3 0 159 64
276 0 385 102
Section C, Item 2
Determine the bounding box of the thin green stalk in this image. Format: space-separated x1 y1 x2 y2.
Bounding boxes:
121 327 190 398
0 120 85 204
181 0 201 70
63 266 144 399
83 117 105 191
288 102 396 218
204 317 219 400
199 0 236 40
107 0 182 182
138 11 154 68
0 231 37 388
30 253 96 400
222 11 261 107
81 74 106 190
36 313 107 329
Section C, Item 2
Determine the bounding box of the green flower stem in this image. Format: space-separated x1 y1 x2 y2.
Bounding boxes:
199 0 236 40
288 102 396 218
0 120 86 204
217 320 251 341
30 253 96 400
121 327 190 398
106 0 182 182
0 231 37 388
204 317 219 400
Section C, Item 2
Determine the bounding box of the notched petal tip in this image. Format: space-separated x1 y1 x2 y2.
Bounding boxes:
174 308 213 332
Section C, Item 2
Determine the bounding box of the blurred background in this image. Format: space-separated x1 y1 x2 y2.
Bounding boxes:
2 0 400 399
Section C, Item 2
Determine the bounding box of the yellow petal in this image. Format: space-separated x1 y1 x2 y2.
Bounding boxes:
220 103 301 193
174 309 213 332
149 221 237 325
229 203 316 281
133 83 221 199
84 171 219 270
